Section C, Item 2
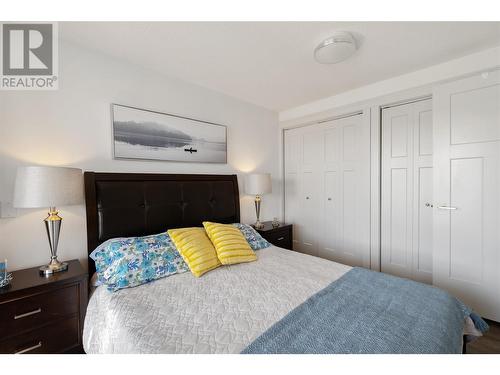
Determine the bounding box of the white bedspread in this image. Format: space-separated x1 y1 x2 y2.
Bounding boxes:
83 246 351 353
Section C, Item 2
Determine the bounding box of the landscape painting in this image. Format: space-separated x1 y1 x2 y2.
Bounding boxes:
112 104 227 163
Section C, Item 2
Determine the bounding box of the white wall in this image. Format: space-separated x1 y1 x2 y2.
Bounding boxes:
0 40 280 271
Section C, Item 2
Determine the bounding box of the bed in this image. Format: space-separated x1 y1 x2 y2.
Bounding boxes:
82 172 486 354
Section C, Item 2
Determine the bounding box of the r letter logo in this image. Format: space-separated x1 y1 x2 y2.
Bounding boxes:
1 22 58 90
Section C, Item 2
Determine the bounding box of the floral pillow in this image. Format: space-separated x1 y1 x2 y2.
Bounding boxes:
90 232 189 292
233 223 271 250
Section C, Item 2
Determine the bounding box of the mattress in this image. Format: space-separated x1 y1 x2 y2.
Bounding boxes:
83 246 351 353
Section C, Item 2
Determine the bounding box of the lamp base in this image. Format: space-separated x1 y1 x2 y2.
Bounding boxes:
253 195 264 229
39 259 68 276
41 207 67 276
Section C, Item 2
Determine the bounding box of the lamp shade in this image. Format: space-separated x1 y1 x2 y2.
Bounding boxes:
245 173 272 195
13 166 83 208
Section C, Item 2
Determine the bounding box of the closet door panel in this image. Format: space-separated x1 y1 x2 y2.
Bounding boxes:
284 131 301 250
389 168 409 268
449 157 483 283
300 170 319 255
298 127 322 256
284 173 300 250
418 110 433 156
340 169 363 266
433 71 500 320
321 171 340 258
412 100 433 283
302 130 320 170
381 105 413 278
285 131 300 173
391 114 409 158
354 117 371 268
285 125 321 256
449 83 499 144
342 124 358 161
416 166 433 277
324 127 341 164
320 123 341 261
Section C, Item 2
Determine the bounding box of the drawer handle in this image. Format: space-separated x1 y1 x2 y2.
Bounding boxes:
15 341 42 354
14 308 42 320
277 237 285 241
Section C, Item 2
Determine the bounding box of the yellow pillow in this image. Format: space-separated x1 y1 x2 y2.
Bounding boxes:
203 222 257 265
167 227 221 277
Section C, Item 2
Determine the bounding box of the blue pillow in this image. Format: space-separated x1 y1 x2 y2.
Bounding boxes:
90 232 189 292
233 223 271 250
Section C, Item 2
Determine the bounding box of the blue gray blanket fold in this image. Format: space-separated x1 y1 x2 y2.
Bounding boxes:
242 267 488 354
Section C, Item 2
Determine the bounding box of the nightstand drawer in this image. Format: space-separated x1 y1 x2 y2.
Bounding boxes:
0 315 80 354
264 228 292 249
0 284 79 338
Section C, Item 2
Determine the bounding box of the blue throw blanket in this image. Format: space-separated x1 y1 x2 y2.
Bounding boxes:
242 267 488 354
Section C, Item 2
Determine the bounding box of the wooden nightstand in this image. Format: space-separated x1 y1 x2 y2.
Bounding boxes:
0 259 88 354
254 222 293 250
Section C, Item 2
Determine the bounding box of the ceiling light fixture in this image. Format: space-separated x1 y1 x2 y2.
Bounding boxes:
314 31 357 64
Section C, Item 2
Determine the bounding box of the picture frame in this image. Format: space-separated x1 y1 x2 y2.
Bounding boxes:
111 104 227 163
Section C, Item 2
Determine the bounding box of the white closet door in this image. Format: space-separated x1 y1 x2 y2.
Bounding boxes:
412 100 433 283
381 104 414 278
321 124 341 259
381 99 433 283
433 71 500 321
300 127 322 256
284 125 322 256
319 114 371 268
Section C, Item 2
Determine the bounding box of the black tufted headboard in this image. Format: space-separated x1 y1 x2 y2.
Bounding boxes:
84 172 240 276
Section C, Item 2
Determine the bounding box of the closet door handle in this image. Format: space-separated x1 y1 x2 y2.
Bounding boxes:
305 196 310 200
437 205 458 210
327 197 332 201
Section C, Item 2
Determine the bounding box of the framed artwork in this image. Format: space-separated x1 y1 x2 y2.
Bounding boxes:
112 104 227 163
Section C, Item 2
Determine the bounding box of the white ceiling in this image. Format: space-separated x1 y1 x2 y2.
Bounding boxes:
60 22 500 112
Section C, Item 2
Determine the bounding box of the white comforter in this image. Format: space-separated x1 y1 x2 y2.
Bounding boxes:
83 246 351 353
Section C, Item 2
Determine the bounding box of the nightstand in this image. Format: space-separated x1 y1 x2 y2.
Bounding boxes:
0 259 88 354
254 222 293 250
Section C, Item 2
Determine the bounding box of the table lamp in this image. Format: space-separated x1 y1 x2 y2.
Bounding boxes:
245 173 271 229
13 166 83 275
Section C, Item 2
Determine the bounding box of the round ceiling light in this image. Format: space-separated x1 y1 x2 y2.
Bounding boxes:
314 31 357 64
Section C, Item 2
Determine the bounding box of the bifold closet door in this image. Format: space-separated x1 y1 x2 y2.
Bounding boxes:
284 130 301 251
381 99 433 283
284 125 322 256
299 128 323 255
284 113 371 268
433 71 500 321
318 114 371 268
